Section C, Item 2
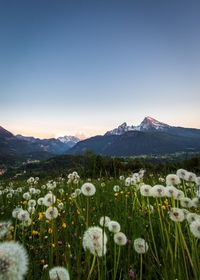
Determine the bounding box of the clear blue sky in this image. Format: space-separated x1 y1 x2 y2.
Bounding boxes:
1 0 200 138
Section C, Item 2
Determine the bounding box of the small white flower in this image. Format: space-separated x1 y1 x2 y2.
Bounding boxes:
45 207 59 220
190 220 200 238
140 184 152 196
49 266 70 280
169 208 185 222
81 183 96 196
134 238 149 254
114 232 127 246
166 174 180 186
108 221 121 233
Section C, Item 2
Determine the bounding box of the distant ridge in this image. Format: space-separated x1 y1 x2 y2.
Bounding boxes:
70 117 200 156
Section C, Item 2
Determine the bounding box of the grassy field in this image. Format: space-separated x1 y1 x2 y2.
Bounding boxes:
0 168 200 279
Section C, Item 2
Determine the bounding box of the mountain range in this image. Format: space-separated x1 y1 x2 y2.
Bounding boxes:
69 117 200 156
1 117 200 162
0 126 79 162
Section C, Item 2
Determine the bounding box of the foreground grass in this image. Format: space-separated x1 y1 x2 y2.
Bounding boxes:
0 170 200 279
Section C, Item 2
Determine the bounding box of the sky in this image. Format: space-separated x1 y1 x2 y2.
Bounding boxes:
0 0 200 139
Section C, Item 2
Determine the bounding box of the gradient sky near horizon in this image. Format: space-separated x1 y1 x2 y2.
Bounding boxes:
1 0 200 138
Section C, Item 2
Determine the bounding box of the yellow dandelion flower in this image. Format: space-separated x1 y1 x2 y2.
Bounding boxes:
62 222 67 228
48 228 53 234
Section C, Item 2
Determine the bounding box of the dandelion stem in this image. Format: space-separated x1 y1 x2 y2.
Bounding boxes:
87 253 96 280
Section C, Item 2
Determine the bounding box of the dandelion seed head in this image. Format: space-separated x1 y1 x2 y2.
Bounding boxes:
49 266 70 280
114 232 127 246
134 238 149 254
81 183 96 197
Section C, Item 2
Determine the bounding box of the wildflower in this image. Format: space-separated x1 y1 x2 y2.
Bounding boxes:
29 188 36 195
49 266 70 280
75 188 81 196
119 175 125 180
186 213 200 224
17 210 30 222
190 220 200 238
45 207 59 220
83 226 107 257
134 238 149 254
28 199 36 207
81 183 96 196
0 221 11 240
166 174 180 186
125 177 131 187
99 216 111 227
62 223 67 228
43 193 56 207
113 185 120 192
71 192 77 199
150 185 165 197
169 208 185 222
27 177 35 184
12 207 22 218
23 192 31 200
37 197 44 205
176 169 189 180
196 177 200 186
108 221 121 233
165 186 178 198
180 197 193 208
114 232 127 246
58 202 64 209
192 197 200 208
0 241 28 279
21 218 32 227
187 172 197 182
140 184 152 196
175 190 185 200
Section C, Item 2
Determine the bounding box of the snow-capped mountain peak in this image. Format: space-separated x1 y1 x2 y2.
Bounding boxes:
138 116 170 131
105 117 171 135
57 136 80 148
105 122 135 136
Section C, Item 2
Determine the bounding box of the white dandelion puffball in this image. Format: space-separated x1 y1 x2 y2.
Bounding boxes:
28 199 36 208
140 184 152 196
114 232 127 246
0 241 28 280
176 169 189 180
22 192 31 200
134 238 149 254
12 208 22 219
17 210 30 222
37 197 44 205
108 221 121 233
190 220 200 239
99 216 111 227
180 197 193 208
165 186 178 198
0 221 11 240
192 197 200 208
186 213 200 224
175 190 185 200
81 183 96 196
187 172 197 182
169 208 185 222
150 185 165 197
83 226 107 257
113 185 120 192
166 174 180 186
45 207 59 220
49 266 70 280
43 193 56 207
